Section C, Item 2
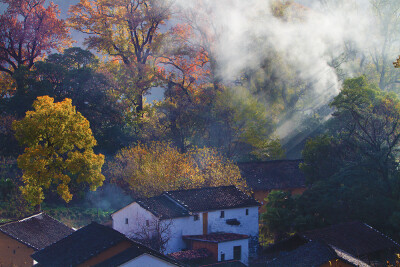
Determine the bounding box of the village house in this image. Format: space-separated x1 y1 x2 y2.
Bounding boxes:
260 222 400 266
237 160 306 211
111 186 260 266
31 221 181 267
0 212 74 267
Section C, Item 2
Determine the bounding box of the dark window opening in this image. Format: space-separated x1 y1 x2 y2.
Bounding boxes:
194 214 199 221
125 218 128 224
233 246 241 260
221 253 225 261
13 249 15 255
146 220 150 226
246 209 249 215
220 211 225 218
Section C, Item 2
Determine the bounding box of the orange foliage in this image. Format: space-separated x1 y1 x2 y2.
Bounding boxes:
108 142 248 198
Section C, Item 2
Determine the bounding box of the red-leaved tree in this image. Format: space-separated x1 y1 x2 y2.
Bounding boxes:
0 0 71 92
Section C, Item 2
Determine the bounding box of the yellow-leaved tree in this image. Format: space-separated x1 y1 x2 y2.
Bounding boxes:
108 142 248 198
13 96 105 207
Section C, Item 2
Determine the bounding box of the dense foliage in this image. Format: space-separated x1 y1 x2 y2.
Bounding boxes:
262 76 400 242
13 96 105 206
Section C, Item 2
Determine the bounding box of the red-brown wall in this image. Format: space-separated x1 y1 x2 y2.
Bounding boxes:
0 232 35 267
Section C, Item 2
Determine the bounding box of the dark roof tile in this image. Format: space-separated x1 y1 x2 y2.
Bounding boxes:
183 233 249 243
168 248 213 261
165 186 259 212
0 213 73 250
237 160 306 191
266 241 345 267
137 195 190 219
32 222 128 266
301 222 400 257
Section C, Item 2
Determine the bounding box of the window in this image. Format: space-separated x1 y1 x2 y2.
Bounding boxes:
246 209 249 215
125 218 128 224
194 214 199 221
146 220 149 226
220 211 225 218
233 246 241 260
221 252 225 261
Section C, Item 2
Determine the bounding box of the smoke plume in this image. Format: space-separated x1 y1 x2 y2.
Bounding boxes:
172 0 393 141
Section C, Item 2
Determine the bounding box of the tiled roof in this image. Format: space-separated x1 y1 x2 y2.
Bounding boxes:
0 212 74 250
164 186 260 212
137 195 190 219
168 248 213 261
32 222 128 266
266 241 359 267
200 260 248 267
237 160 306 191
94 244 181 267
300 222 400 257
183 233 249 243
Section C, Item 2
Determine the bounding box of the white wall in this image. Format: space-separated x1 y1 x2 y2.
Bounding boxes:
112 202 203 254
120 253 176 267
162 215 203 254
207 207 259 237
218 239 249 266
112 202 157 236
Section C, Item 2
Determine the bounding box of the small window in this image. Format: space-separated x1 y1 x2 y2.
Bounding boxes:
220 211 225 218
221 252 225 261
125 218 128 224
146 220 150 226
194 214 199 221
13 249 15 255
233 246 241 260
246 209 249 215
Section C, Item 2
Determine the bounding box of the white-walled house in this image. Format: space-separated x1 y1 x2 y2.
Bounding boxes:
112 186 260 266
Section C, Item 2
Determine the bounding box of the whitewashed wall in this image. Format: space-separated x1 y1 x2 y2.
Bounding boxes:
218 239 249 266
120 253 176 267
207 207 259 236
162 215 203 254
112 202 157 236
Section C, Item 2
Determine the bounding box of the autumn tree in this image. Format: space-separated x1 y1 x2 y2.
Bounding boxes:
155 24 213 152
0 0 70 93
69 0 172 113
107 142 248 198
13 96 105 207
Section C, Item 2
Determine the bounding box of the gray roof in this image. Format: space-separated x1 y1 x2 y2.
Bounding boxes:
164 186 260 213
32 222 180 266
126 186 259 219
266 241 362 267
0 212 74 250
137 195 190 219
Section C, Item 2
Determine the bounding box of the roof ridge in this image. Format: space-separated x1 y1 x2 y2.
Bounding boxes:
0 212 43 227
164 185 236 194
237 159 303 164
363 222 400 248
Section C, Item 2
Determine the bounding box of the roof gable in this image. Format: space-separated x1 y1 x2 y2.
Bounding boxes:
164 186 259 212
0 213 74 250
93 245 180 267
237 160 306 191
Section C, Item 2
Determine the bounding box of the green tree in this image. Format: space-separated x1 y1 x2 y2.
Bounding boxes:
13 96 105 207
262 76 400 243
